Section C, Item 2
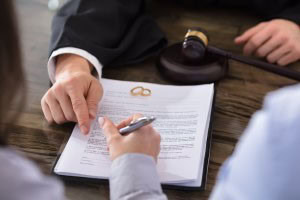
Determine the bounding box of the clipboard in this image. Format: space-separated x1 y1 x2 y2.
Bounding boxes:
51 84 217 191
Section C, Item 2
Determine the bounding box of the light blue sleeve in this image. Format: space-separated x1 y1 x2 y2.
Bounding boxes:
0 148 64 200
109 153 168 200
210 84 300 200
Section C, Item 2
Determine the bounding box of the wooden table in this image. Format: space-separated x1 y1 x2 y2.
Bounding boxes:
8 1 299 199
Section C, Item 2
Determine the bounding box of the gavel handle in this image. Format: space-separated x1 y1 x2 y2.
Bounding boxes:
207 46 300 81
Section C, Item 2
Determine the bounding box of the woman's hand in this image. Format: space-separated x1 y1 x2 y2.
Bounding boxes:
99 114 161 161
235 19 300 66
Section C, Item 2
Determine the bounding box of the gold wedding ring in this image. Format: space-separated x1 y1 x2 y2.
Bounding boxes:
130 86 151 96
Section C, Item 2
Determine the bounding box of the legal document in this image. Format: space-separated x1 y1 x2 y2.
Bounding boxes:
54 79 214 188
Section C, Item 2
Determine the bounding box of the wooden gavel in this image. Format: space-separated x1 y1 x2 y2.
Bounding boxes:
181 28 300 81
157 28 300 84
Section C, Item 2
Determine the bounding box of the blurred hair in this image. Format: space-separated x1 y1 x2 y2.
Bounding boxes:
0 0 25 146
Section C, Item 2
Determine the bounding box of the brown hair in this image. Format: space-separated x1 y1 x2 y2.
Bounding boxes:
0 0 25 145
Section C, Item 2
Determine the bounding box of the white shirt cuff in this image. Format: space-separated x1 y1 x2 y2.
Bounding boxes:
47 47 103 83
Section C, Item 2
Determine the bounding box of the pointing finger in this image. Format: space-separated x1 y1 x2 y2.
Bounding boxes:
86 80 103 119
68 90 90 135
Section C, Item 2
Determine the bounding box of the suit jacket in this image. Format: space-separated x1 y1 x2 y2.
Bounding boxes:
177 0 300 23
50 0 167 67
50 0 300 67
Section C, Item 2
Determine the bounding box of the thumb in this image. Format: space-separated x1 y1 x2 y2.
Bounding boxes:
99 117 120 138
86 79 103 119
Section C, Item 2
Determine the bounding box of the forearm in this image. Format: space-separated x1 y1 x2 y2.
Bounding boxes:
110 153 167 200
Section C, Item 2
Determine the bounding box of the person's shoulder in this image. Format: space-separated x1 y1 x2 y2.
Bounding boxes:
0 147 40 179
0 147 40 197
0 147 64 199
263 84 300 127
264 84 300 111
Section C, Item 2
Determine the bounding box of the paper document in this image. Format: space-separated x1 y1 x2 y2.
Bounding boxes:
54 78 214 185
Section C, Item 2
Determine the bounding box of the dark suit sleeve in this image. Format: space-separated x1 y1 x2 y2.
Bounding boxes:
275 5 300 24
49 0 167 67
266 1 300 24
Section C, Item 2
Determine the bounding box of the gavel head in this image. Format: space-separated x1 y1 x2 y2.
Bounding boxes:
157 27 228 84
181 28 209 64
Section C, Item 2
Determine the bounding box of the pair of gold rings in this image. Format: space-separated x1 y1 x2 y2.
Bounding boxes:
130 86 151 96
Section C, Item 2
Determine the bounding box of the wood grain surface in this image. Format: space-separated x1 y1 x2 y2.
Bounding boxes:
5 0 300 199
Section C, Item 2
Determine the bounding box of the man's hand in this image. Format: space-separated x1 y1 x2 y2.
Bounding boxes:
41 54 103 134
235 19 300 66
100 114 161 161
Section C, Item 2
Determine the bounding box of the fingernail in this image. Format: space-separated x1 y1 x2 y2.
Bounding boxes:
98 117 105 128
89 109 96 119
80 125 88 135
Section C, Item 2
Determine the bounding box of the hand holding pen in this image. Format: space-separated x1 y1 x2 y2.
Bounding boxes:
99 114 161 161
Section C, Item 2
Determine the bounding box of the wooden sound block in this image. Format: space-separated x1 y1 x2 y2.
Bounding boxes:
157 43 228 84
